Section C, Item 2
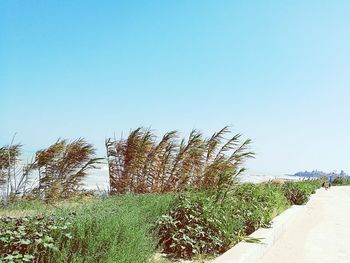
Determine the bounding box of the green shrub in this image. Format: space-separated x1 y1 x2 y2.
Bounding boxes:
332 177 350 185
158 195 226 259
215 183 289 238
282 181 320 205
157 183 290 259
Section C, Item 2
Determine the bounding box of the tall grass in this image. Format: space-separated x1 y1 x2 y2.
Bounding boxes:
106 127 253 194
0 138 103 204
34 138 103 199
49 193 175 263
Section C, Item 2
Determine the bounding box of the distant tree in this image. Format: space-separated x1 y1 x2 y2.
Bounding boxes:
294 170 348 179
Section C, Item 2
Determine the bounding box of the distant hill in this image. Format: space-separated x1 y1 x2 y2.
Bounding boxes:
293 170 349 180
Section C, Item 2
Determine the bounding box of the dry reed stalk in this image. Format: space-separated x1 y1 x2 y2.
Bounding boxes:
106 127 254 194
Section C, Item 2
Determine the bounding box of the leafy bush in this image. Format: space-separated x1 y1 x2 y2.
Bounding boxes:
224 183 289 235
158 195 226 259
0 215 72 262
157 183 290 260
282 181 320 205
332 176 350 185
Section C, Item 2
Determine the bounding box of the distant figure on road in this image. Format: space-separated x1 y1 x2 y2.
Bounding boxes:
322 181 331 190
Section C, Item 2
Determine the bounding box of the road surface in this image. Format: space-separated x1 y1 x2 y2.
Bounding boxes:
261 186 350 263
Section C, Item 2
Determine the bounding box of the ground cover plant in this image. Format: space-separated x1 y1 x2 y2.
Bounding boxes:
0 214 73 263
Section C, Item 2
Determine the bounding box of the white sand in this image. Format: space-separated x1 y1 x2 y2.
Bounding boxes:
261 186 350 263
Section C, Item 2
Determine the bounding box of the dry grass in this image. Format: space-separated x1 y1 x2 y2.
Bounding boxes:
151 252 214 263
106 126 253 194
0 195 97 218
35 138 103 198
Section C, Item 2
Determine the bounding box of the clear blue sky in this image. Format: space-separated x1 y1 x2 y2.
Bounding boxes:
1 1 349 175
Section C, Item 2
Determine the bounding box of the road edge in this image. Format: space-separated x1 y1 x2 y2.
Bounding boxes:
212 189 322 263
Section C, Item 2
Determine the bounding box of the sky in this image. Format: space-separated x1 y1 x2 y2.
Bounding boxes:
1 0 350 177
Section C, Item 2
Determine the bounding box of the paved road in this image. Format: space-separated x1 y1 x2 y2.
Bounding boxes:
261 186 350 263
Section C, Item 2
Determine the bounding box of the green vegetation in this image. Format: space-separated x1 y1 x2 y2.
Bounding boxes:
332 176 350 186
1 180 323 262
2 127 346 262
282 180 321 205
1 194 175 263
0 214 72 262
157 181 321 259
158 194 226 259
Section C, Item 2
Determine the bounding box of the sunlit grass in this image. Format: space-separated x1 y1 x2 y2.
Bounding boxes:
51 193 176 263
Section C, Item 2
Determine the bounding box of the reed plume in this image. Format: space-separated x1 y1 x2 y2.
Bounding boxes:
106 127 254 194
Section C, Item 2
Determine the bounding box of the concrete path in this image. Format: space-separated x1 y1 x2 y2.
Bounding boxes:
261 186 350 263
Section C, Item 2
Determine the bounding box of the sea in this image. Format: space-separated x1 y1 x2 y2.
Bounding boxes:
83 164 304 191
